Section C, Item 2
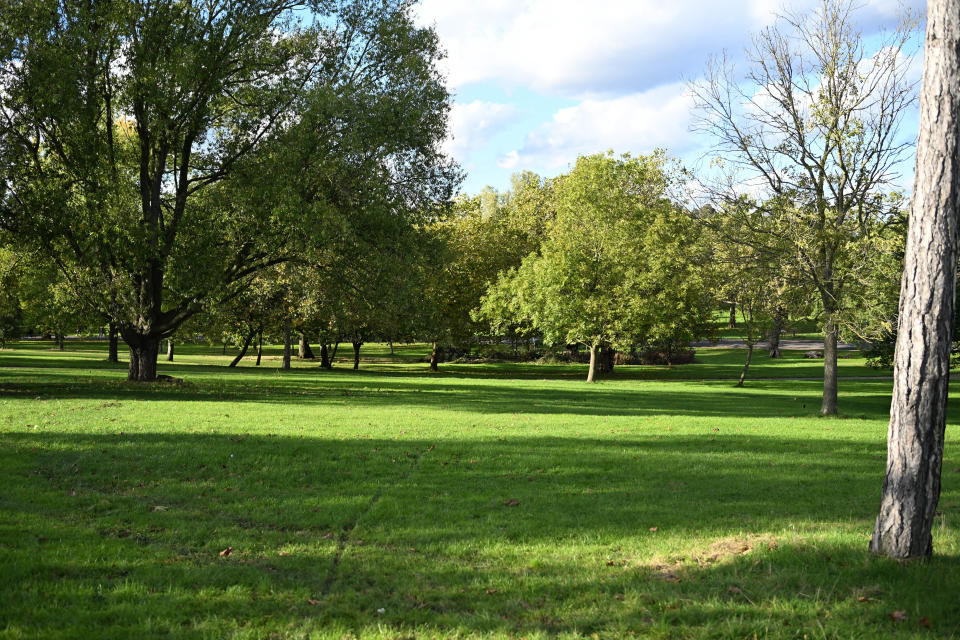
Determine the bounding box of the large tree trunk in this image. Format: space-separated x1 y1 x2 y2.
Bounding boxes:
320 343 331 369
587 344 598 382
352 341 362 370
429 341 439 372
255 329 263 366
871 0 960 561
768 308 783 358
298 334 315 359
820 305 839 416
108 322 119 363
229 328 255 368
282 323 292 370
166 339 174 362
127 337 160 382
728 302 736 328
736 342 754 387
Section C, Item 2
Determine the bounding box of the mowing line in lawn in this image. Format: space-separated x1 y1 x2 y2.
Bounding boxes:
320 443 436 598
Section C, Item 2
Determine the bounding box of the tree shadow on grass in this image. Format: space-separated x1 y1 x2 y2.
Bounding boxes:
0 367 908 422
2 431 959 637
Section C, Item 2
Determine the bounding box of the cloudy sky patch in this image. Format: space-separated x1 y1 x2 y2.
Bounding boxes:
416 0 925 194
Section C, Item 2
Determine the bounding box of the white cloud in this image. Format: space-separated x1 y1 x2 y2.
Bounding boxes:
416 0 925 98
500 82 697 171
443 100 519 161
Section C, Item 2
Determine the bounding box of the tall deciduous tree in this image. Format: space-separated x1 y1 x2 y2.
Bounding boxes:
871 0 960 560
692 0 918 414
479 152 711 383
0 0 456 381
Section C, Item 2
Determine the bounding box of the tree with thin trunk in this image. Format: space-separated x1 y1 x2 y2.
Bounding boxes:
229 326 257 368
871 0 960 560
108 322 119 363
281 323 292 371
166 339 174 362
692 0 919 414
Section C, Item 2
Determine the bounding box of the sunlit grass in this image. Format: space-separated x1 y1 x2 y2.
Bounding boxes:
0 340 956 639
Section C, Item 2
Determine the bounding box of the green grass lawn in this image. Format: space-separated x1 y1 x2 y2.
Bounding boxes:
1 340 958 639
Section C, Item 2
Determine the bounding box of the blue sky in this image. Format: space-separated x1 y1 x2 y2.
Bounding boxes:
414 0 926 196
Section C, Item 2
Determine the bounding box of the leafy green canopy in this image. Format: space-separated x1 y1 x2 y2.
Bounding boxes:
479 152 713 352
0 0 457 376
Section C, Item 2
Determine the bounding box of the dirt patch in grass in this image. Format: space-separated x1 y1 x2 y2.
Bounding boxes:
646 534 781 582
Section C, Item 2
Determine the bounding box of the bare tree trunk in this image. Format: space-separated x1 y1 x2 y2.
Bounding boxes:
352 341 362 370
127 337 160 382
166 339 174 362
768 308 783 358
820 307 839 415
587 344 598 382
282 322 292 370
56 333 65 351
108 322 119 363
736 343 754 387
728 302 736 328
298 334 315 359
229 328 255 367
429 341 439 372
255 329 263 366
872 0 960 560
389 340 394 356
320 343 331 369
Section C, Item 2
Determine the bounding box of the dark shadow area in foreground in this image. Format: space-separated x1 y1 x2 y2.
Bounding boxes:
2 431 959 637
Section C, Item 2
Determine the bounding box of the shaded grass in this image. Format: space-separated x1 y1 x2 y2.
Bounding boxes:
0 341 957 639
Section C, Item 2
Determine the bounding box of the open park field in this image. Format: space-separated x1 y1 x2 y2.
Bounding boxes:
1 342 959 639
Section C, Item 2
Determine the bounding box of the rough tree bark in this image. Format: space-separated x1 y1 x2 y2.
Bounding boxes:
352 341 362 370
429 341 439 372
126 336 159 382
166 339 174 362
871 0 960 560
108 322 119 363
728 303 736 328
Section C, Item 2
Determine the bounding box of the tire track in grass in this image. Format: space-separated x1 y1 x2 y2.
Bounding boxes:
320 443 435 597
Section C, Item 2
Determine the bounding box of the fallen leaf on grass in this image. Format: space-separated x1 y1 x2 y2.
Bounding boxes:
920 617 932 629
307 599 321 606
485 589 497 595
151 505 169 512
649 526 658 532
728 586 742 594
613 594 624 601
889 610 908 623
858 596 870 603
219 547 233 557
503 499 520 507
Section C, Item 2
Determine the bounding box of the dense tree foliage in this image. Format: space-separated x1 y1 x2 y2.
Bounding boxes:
479 153 713 382
0 0 457 380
